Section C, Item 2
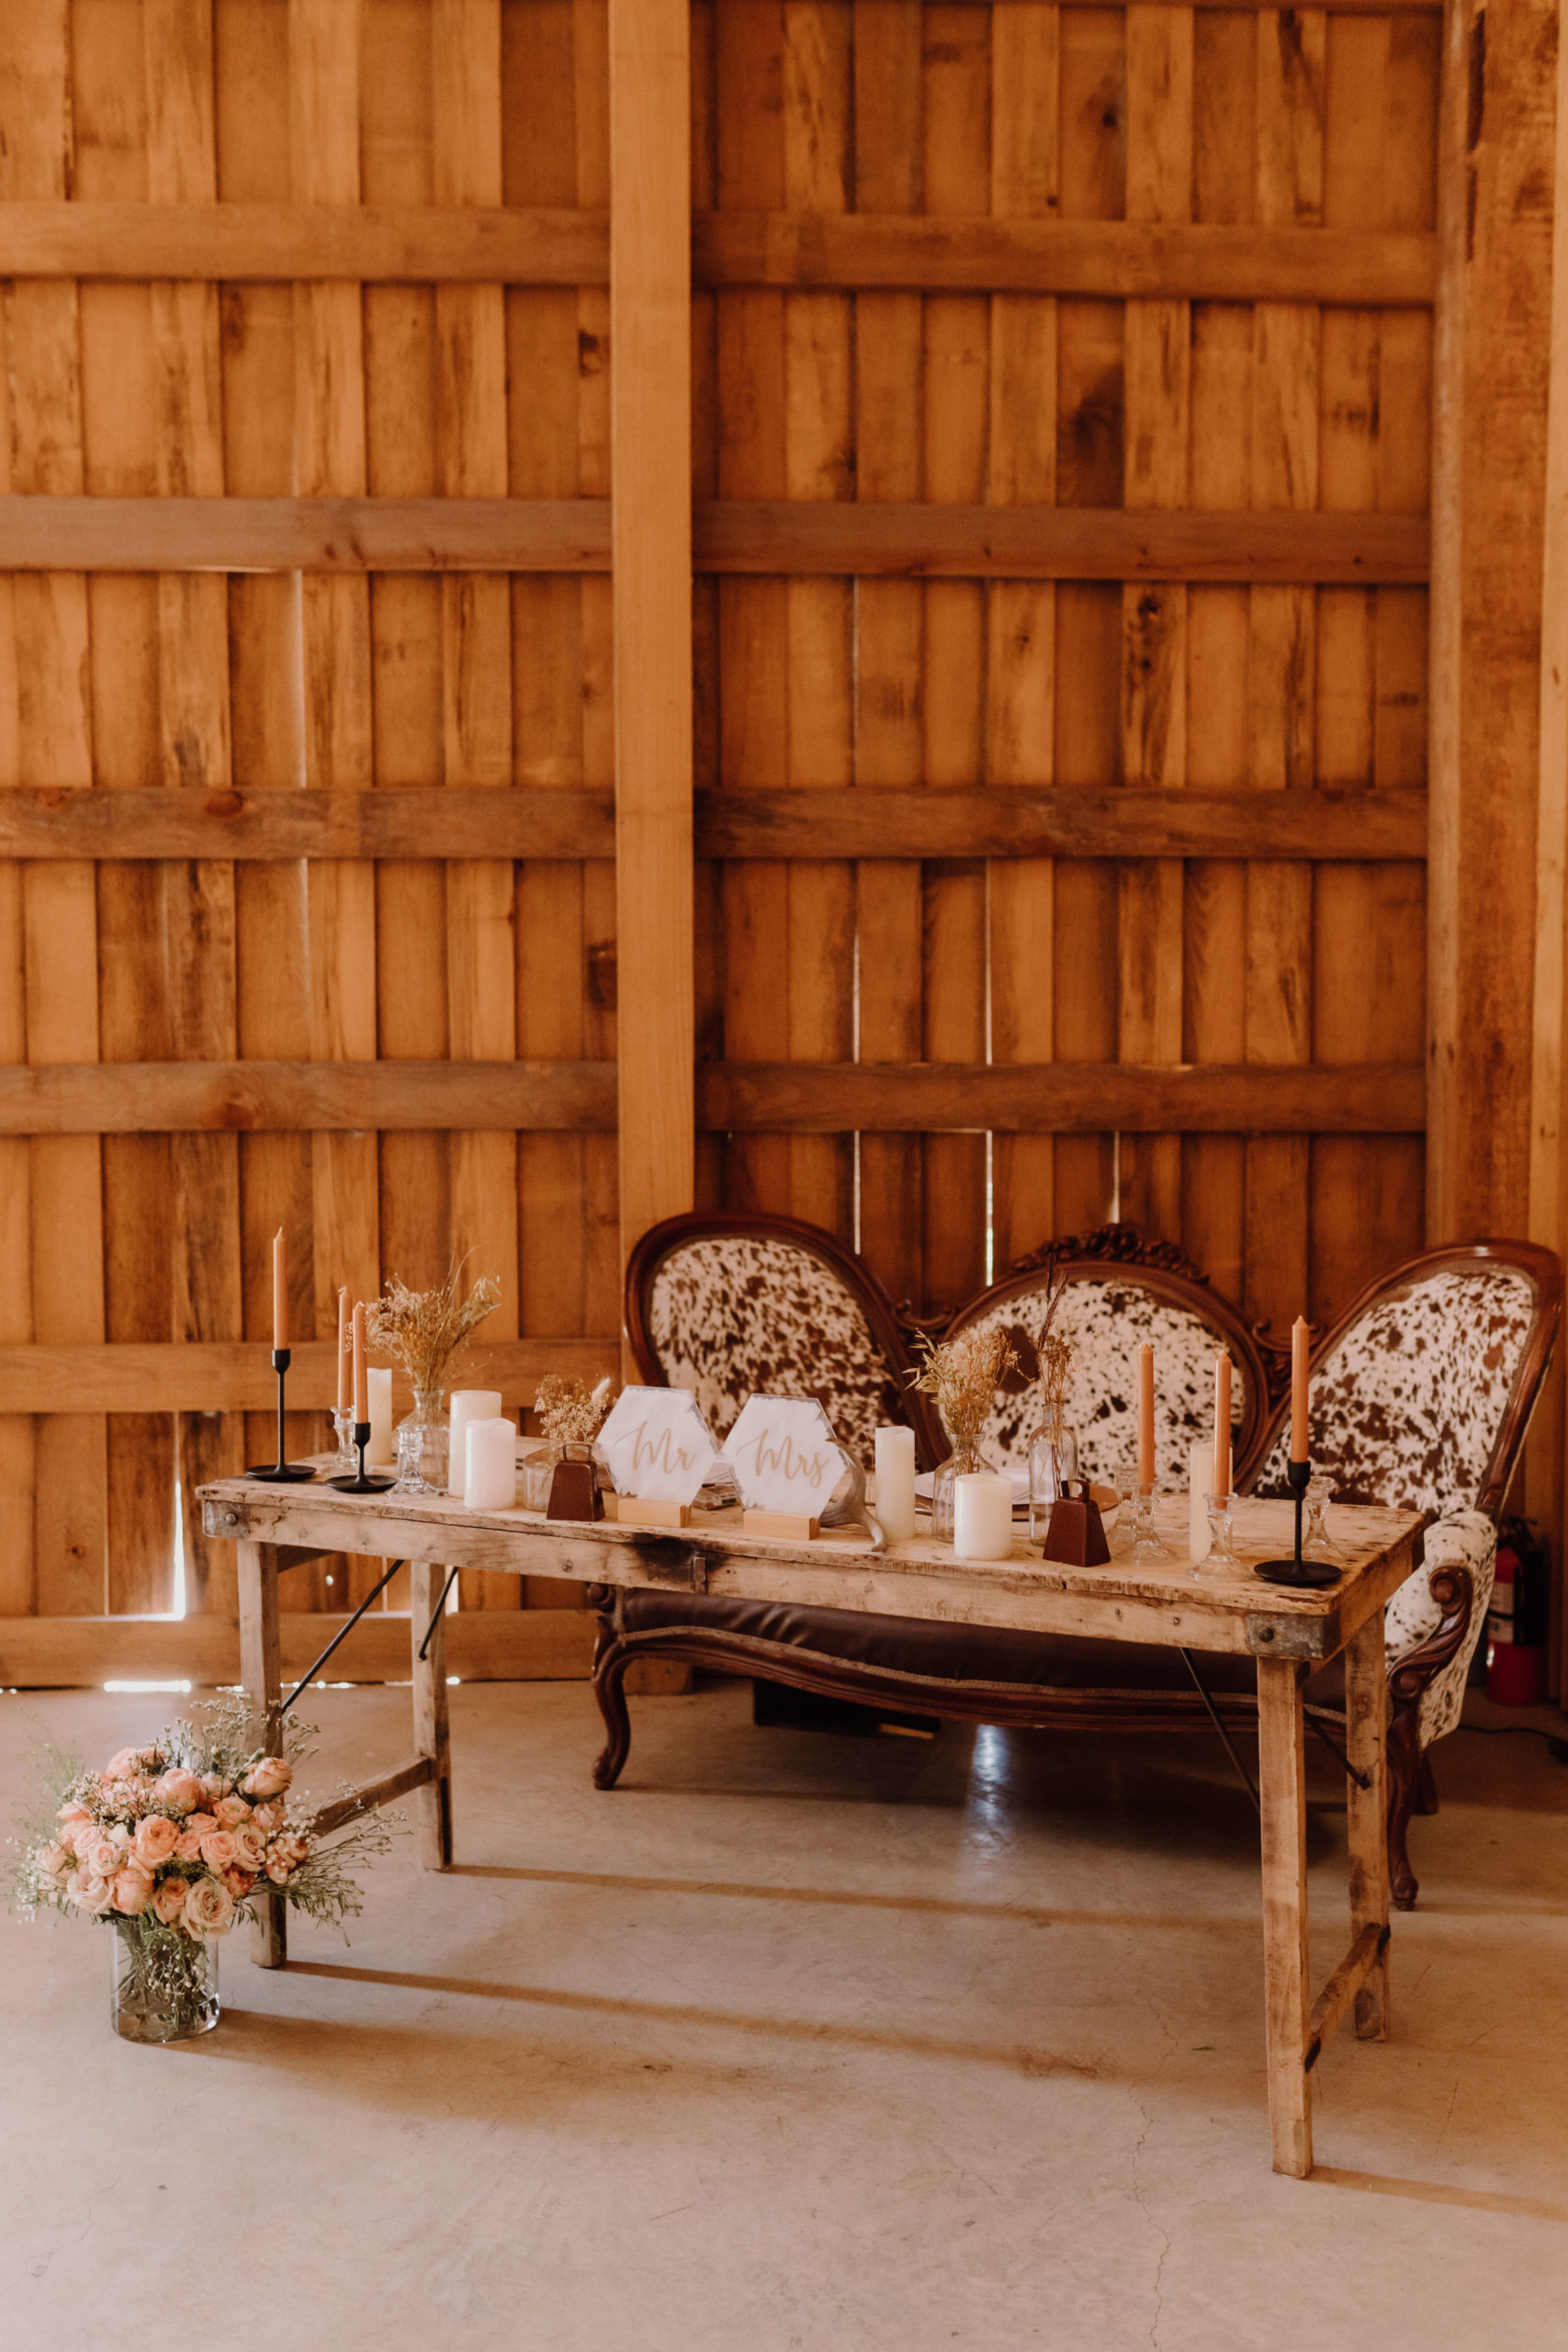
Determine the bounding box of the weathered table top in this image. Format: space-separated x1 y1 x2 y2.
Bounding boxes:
200 1473 1424 1666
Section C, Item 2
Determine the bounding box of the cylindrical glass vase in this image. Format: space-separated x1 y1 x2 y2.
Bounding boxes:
931 1443 991 1541
1026 1416 1078 1542
393 1385 448 1495
110 1920 220 2044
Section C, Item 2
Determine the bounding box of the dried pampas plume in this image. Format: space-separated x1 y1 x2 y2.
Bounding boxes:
364 1259 501 1394
909 1324 1019 1452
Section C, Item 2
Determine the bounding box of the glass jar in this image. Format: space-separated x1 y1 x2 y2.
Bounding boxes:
931 1443 993 1541
393 1384 448 1496
1303 1471 1344 1563
111 1920 220 2044
1026 1414 1079 1543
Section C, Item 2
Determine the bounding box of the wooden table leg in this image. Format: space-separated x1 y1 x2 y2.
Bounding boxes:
1258 1656 1312 2177
409 1560 453 1869
1345 1604 1391 2039
237 1538 287 1969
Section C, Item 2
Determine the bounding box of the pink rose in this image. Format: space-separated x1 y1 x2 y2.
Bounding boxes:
83 1835 120 1881
198 1774 228 1805
132 1815 180 1869
251 1804 281 1834
152 1878 187 1925
111 1867 153 1917
104 1747 144 1779
223 1867 256 1898
57 1800 92 1836
36 1843 71 1879
181 1876 234 1939
183 1812 218 1839
152 1770 203 1815
241 1756 292 1801
76 1876 114 1916
173 1828 204 1863
214 1795 252 1831
230 1823 266 1873
265 1855 293 1885
197 1830 236 1873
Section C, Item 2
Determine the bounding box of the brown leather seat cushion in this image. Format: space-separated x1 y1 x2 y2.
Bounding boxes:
619 1588 1271 1701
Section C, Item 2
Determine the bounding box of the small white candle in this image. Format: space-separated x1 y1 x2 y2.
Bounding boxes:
1190 1434 1233 1561
465 1416 517 1510
366 1367 394 1466
448 1389 503 1498
874 1425 917 1544
953 1471 1013 1562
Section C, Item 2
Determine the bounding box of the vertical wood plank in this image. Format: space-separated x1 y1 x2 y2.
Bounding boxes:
409 1555 454 1867
852 0 925 1305
236 1536 287 1965
1257 1653 1312 2178
987 1 1058 1273
147 0 247 1616
5 2 108 1616
611 0 694 1285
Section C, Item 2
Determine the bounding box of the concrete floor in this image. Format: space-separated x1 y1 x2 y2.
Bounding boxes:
3 1678 1565 2352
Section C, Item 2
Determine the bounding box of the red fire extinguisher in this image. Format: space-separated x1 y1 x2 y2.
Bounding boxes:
1487 1524 1546 1708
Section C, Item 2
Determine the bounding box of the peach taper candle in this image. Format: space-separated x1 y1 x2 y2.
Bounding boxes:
1291 1317 1311 1464
1213 1350 1232 1504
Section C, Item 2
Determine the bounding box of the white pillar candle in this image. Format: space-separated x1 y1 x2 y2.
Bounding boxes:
448 1389 504 1497
366 1367 395 1465
953 1471 1013 1562
874 1425 917 1544
465 1416 517 1511
1189 1435 1233 1561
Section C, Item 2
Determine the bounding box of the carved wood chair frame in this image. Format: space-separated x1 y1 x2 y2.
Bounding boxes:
623 1208 947 1467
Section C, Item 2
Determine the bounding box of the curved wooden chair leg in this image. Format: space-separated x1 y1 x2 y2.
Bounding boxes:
591 1636 635 1790
1416 1747 1440 1815
1387 1705 1423 1911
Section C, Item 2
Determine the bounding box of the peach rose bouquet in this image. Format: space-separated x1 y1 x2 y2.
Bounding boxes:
8 1697 393 2042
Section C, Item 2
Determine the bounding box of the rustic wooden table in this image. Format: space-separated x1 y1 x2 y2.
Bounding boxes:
198 1472 1423 2179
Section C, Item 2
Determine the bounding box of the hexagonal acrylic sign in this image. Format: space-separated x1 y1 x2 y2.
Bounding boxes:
722 1395 846 1518
596 1385 722 1507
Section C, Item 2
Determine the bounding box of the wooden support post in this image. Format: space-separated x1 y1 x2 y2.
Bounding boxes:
408 1558 453 1870
1257 1656 1312 2177
236 1537 286 1966
1345 1604 1392 2039
610 0 694 1317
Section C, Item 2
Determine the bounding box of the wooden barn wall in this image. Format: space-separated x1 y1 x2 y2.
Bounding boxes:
692 0 1433 1334
9 0 1568 1689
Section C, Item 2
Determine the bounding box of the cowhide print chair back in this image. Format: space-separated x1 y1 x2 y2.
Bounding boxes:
937 1227 1278 1488
623 1212 942 1468
1244 1240 1562 1905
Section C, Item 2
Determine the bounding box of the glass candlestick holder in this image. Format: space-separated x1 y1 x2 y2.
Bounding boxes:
1127 1479 1171 1563
1108 1458 1139 1556
1199 1491 1242 1573
331 1407 357 1476
1303 1470 1344 1563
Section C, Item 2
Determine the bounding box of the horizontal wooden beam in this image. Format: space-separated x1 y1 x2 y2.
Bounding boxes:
697 505 1429 583
695 216 1437 305
0 1609 599 1686
310 1758 434 1838
0 202 1435 306
692 786 1430 863
0 784 1428 862
0 499 1430 582
0 1059 617 1135
696 1062 1427 1135
0 1340 615 1414
0 1055 1427 1138
0 202 607 283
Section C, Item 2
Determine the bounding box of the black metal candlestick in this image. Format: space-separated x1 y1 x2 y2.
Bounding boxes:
1256 1456 1337 1587
246 1349 318 1482
327 1418 394 1495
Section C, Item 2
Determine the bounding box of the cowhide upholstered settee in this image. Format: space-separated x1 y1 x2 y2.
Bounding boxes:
590 1214 1562 1908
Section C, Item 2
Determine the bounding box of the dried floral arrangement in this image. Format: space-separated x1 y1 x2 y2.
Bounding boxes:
1035 1271 1073 1425
534 1374 613 1460
365 1259 501 1395
910 1325 1020 1453
7 1697 393 2032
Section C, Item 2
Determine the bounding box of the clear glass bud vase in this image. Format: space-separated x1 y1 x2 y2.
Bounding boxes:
393 1385 448 1495
1026 1414 1078 1542
931 1442 992 1540
111 1920 220 2044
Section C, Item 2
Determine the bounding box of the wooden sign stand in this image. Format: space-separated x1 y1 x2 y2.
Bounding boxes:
606 1496 692 1530
742 1509 820 1542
